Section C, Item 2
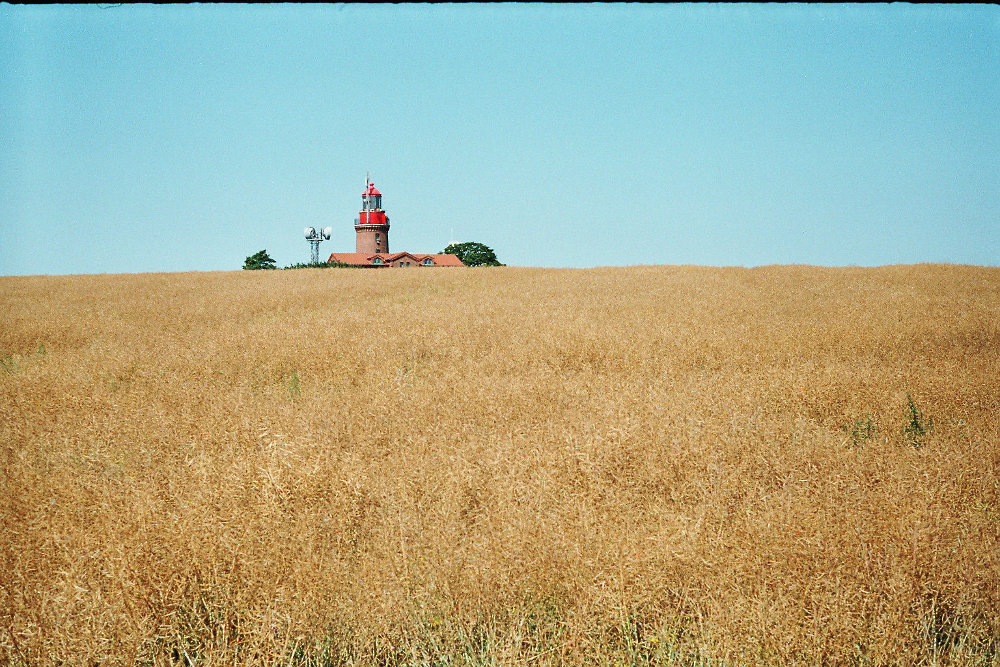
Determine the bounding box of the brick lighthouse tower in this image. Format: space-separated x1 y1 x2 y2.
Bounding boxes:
355 179 389 254
328 176 464 267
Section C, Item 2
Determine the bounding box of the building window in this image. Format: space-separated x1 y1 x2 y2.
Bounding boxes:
423 258 433 265
373 257 383 265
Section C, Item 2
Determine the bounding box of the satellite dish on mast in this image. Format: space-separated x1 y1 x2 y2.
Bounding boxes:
304 227 316 239
322 227 332 240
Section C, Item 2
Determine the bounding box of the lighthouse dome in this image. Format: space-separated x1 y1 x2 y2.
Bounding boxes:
361 180 383 213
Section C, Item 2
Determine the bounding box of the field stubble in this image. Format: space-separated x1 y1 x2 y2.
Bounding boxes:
1 264 998 665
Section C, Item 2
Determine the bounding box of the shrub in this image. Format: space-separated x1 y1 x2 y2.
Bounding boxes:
843 414 875 447
283 260 352 270
243 249 277 270
904 392 933 448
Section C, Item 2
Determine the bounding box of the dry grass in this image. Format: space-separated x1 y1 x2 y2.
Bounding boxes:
1 264 998 666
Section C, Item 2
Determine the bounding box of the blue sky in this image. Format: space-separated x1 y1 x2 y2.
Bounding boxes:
1 3 998 275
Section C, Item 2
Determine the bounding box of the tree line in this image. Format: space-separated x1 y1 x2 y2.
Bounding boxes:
243 242 503 270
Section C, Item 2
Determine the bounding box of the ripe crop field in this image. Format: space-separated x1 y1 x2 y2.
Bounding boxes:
2 264 999 665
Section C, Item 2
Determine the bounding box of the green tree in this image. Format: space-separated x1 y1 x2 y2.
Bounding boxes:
442 242 504 267
243 249 277 270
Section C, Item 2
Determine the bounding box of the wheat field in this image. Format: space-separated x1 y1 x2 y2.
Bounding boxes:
2 264 998 665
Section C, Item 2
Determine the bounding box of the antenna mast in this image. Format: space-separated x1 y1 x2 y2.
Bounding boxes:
304 225 332 264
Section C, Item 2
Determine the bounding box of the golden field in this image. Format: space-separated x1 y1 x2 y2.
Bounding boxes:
1 264 998 666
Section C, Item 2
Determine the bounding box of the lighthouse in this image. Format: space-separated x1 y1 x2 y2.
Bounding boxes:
328 177 464 267
355 180 389 254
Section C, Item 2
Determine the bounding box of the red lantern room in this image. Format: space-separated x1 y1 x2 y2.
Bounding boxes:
355 180 390 253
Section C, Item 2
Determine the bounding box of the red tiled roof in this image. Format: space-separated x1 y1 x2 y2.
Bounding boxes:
327 253 377 265
327 252 464 267
421 253 465 266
